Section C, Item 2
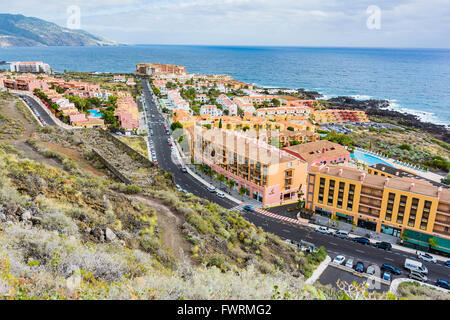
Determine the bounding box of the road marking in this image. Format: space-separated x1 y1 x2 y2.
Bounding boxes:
329 242 338 246
282 229 291 233
385 258 394 262
356 249 365 254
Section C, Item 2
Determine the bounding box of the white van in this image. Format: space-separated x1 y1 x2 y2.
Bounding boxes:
404 258 428 275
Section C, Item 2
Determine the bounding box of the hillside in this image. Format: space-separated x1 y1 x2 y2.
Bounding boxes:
0 91 410 300
0 14 118 47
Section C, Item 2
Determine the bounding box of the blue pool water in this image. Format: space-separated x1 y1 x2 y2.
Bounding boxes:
351 150 391 167
88 109 102 118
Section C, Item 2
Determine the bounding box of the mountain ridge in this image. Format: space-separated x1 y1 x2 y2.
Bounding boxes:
0 13 119 47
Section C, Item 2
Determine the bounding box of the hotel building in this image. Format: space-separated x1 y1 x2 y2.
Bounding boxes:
10 61 52 75
312 109 370 124
188 126 308 205
306 165 450 255
136 63 187 77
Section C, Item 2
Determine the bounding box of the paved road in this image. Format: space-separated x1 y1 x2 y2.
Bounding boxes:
140 77 450 288
14 93 56 126
241 210 449 286
141 79 237 209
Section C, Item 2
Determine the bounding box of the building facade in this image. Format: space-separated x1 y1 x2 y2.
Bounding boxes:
188 126 308 205
306 165 450 255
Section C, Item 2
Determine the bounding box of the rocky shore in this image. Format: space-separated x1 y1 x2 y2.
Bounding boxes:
322 96 450 144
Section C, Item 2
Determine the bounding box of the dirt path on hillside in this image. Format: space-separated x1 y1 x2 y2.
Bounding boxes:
41 141 105 177
0 98 65 169
134 195 192 265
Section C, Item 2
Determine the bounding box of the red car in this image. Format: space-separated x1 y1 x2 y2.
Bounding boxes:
168 142 173 146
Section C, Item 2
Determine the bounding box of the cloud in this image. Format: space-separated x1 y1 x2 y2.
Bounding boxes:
3 0 450 47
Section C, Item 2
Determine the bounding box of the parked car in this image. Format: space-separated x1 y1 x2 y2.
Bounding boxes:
345 258 354 269
216 192 225 198
382 271 392 281
417 252 437 263
206 186 216 193
299 240 317 253
181 167 187 173
314 226 331 235
353 237 370 245
355 261 365 273
375 242 392 251
446 260 450 267
409 271 428 282
333 230 349 239
243 205 254 212
435 279 450 290
176 184 182 191
333 255 345 265
381 264 401 275
366 265 376 275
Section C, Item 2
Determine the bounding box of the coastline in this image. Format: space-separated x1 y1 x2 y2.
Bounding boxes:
255 83 450 131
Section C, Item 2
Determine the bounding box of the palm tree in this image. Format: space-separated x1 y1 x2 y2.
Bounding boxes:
215 174 226 189
206 168 216 182
239 186 249 200
227 179 236 192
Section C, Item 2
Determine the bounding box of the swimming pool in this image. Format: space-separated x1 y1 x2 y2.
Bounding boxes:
88 109 102 118
350 150 391 166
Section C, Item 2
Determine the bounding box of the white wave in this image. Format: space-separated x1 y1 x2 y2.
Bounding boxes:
383 100 449 128
349 94 373 100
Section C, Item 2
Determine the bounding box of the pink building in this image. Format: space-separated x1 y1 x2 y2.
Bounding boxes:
282 140 350 170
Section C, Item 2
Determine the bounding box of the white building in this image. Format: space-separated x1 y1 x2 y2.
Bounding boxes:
10 61 52 75
200 105 223 117
167 90 190 112
217 94 238 115
195 94 208 103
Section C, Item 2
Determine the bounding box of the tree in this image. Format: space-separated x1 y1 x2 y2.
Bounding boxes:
271 98 281 107
171 121 183 131
219 119 223 129
239 186 247 199
215 174 226 188
428 238 438 251
227 179 236 191
297 184 305 209
287 126 295 131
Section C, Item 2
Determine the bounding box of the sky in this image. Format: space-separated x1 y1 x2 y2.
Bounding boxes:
3 0 450 48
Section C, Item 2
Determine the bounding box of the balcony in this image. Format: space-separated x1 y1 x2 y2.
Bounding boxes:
436 209 450 216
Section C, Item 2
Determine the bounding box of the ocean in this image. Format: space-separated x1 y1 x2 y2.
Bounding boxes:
1 45 449 126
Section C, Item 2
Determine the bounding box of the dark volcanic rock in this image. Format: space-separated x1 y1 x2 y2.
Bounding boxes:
324 96 450 143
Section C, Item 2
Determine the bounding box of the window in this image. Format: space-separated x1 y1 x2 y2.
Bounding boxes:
328 180 335 205
347 184 355 210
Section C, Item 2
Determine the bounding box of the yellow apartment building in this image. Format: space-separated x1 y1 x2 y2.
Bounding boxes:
306 165 450 255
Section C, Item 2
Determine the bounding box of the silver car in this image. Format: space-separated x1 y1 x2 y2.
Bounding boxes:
409 271 428 282
345 258 354 269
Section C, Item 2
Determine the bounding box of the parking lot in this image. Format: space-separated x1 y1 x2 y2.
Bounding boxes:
318 265 390 293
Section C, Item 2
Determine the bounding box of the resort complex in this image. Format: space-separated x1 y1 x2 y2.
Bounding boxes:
1 60 449 259
136 62 450 256
0 69 140 131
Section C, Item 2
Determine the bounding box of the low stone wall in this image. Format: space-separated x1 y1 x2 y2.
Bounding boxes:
91 148 132 185
97 129 154 169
